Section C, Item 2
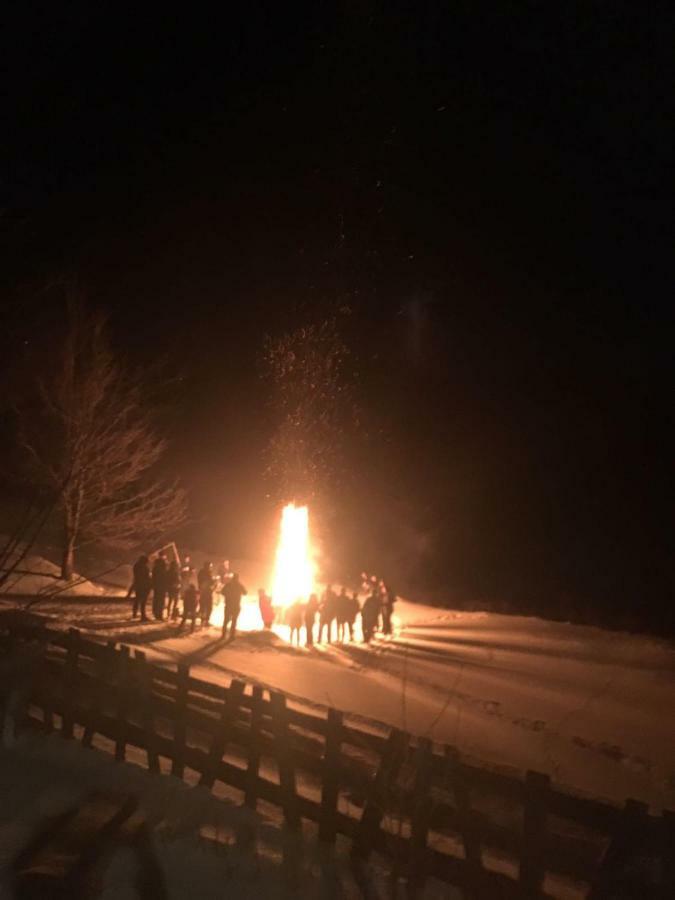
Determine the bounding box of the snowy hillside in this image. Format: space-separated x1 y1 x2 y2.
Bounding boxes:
4 578 673 813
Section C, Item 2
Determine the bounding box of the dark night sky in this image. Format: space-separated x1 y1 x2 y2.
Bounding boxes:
2 3 673 623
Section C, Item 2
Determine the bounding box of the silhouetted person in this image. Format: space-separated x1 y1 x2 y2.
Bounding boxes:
180 555 194 592
305 593 319 646
181 583 198 633
223 572 247 640
319 584 338 643
361 590 380 643
288 600 303 646
217 558 232 586
167 559 180 620
344 591 360 642
258 588 274 629
382 583 396 635
198 562 214 626
129 555 151 621
152 553 168 620
336 587 350 642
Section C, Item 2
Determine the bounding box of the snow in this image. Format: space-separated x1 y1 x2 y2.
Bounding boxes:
2 554 674 814
0 550 113 597
1 732 447 899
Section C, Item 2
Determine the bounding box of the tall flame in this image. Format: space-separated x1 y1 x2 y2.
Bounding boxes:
271 503 315 608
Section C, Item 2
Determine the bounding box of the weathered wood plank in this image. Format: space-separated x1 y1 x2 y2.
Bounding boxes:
270 691 301 830
353 727 408 861
408 736 434 895
520 770 550 895
115 646 131 762
200 679 245 789
171 663 190 778
319 707 343 843
245 685 263 809
134 649 160 775
589 798 648 899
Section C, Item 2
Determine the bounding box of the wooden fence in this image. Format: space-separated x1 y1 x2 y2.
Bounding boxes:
1 619 672 899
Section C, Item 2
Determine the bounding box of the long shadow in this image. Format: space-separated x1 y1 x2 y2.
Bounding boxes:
397 630 675 672
335 639 540 683
105 622 185 645
180 635 229 666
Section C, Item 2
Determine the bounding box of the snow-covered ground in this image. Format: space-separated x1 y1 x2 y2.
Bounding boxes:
0 732 439 899
5 580 674 813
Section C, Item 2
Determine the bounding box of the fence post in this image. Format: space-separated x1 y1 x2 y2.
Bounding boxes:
171 663 190 779
445 746 482 893
270 691 300 831
589 798 648 898
200 679 245 789
319 707 343 843
353 727 408 862
408 737 433 895
82 639 115 749
134 649 159 775
42 638 54 734
662 809 674 897
520 769 550 894
115 645 130 762
245 685 263 809
61 628 80 740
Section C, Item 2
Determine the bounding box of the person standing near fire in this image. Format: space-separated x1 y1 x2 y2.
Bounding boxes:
217 559 232 586
129 554 151 621
288 599 303 645
319 584 338 643
361 585 381 643
152 553 168 620
167 559 181 620
198 561 214 626
258 588 274 629
381 583 396 635
344 590 360 642
305 592 319 646
181 583 198 632
223 572 247 641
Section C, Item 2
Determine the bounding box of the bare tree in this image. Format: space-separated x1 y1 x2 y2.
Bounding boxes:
261 313 358 507
15 293 187 579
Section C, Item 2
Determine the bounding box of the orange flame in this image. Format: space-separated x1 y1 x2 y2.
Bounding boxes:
271 503 315 608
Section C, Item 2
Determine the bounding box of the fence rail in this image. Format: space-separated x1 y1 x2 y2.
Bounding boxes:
1 615 671 899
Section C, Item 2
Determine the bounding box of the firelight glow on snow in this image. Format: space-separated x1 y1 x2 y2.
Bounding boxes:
271 502 315 608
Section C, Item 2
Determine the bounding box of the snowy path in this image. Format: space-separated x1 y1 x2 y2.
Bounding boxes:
4 593 674 811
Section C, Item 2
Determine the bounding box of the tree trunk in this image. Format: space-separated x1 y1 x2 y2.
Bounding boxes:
61 532 75 580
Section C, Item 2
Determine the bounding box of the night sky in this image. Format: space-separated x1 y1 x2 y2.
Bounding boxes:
2 4 673 627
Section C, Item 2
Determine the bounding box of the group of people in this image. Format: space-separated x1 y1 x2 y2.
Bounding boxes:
128 554 396 646
127 553 247 640
281 574 396 647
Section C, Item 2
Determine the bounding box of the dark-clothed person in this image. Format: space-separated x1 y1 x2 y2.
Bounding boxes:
198 562 214 626
223 573 247 640
288 600 303 646
382 584 396 635
152 554 168 620
129 555 151 620
181 584 198 633
319 585 338 643
305 593 319 646
361 591 380 643
343 591 360 642
180 556 194 592
167 560 181 620
336 588 349 642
